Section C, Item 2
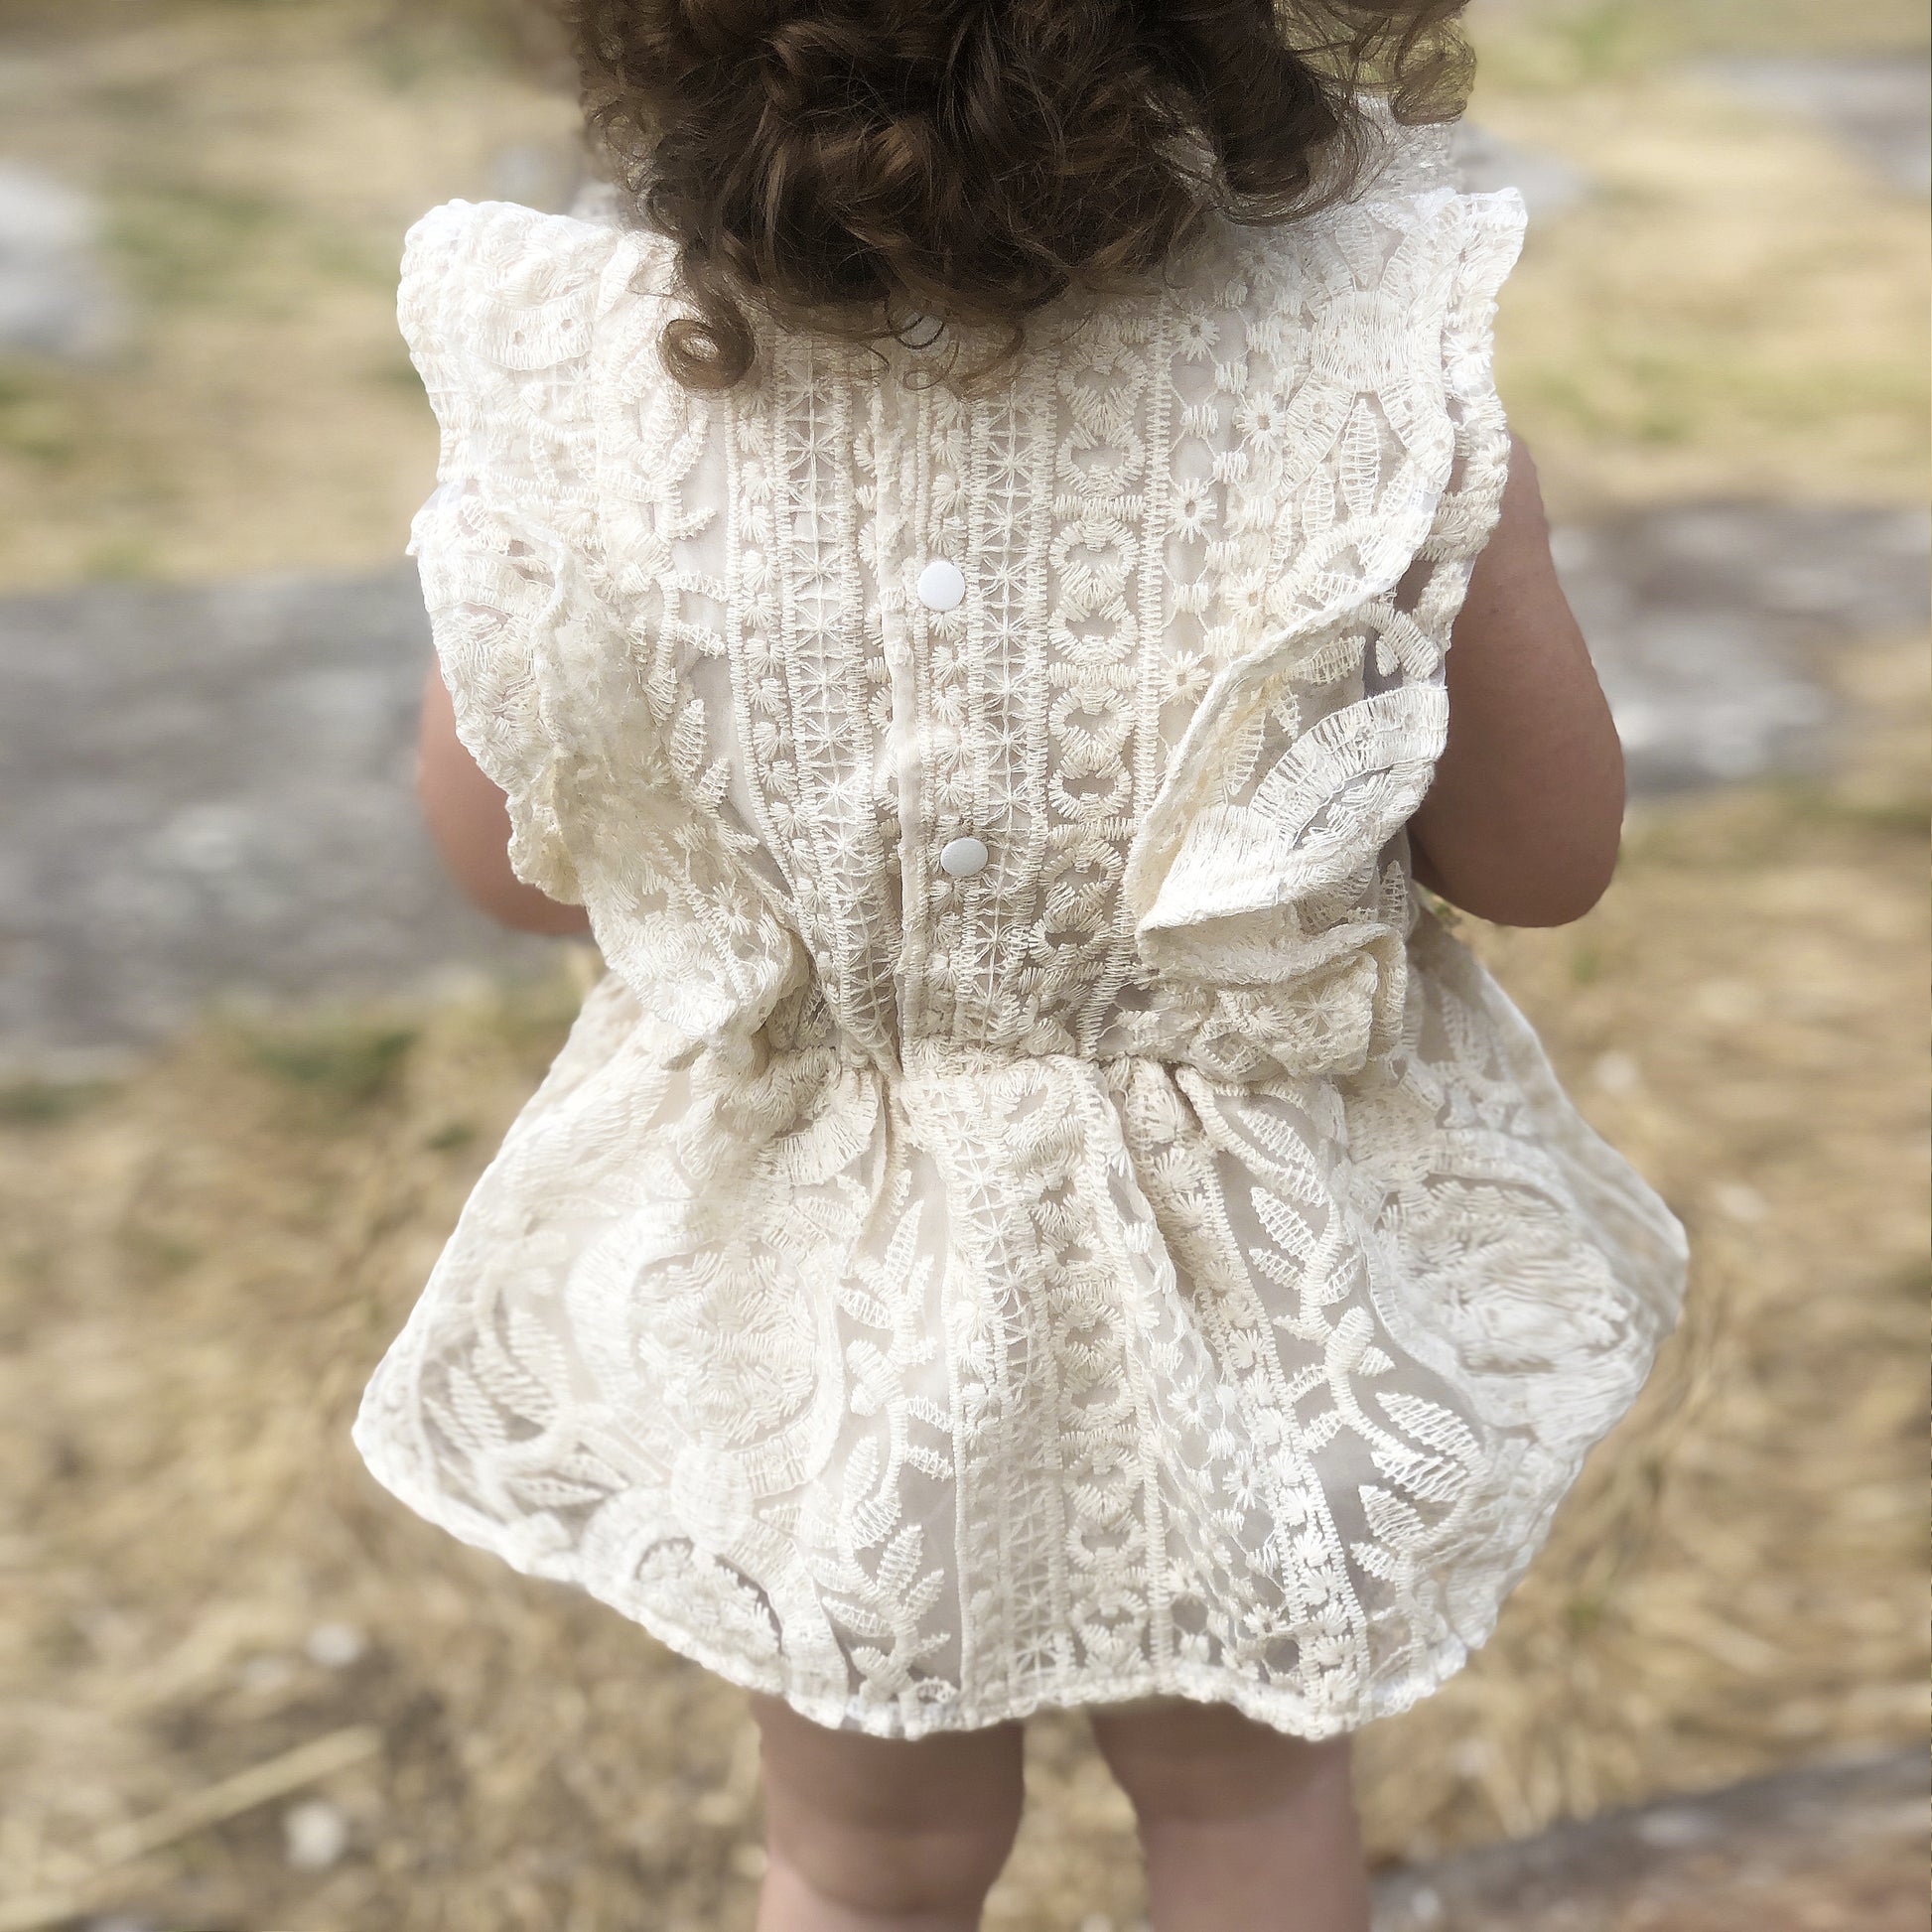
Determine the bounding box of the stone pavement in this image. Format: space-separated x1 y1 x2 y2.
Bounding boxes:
0 568 554 1067
0 158 119 360
1553 500 1928 792
1372 1746 1926 1932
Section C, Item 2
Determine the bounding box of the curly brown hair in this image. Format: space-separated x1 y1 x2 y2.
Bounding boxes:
560 0 1472 390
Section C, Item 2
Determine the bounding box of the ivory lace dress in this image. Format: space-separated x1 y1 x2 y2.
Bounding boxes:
353 120 1687 1740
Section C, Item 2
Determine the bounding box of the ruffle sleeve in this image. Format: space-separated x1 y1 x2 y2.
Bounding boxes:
1125 186 1526 1065
398 199 811 1051
399 199 629 904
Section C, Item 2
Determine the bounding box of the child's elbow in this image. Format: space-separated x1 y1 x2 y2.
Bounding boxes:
1414 813 1622 929
1495 857 1618 928
1472 831 1622 928
461 871 594 936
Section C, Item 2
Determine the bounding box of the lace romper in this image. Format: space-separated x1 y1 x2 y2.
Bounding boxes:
353 119 1687 1740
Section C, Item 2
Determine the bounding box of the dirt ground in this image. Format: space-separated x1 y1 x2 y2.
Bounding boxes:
0 2 1926 1929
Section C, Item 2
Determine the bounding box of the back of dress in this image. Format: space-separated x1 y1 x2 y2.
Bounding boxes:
355 114 1686 1741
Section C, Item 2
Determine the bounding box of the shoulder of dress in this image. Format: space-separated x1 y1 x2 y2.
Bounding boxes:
1218 157 1525 321
398 199 677 376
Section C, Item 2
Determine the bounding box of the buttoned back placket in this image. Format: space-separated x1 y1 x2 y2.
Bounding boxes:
879 325 1003 1051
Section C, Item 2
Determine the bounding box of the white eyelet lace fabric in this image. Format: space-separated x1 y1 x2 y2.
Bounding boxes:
353 119 1687 1740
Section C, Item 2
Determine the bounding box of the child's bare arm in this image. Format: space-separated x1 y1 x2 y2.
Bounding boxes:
416 667 593 936
1408 439 1624 928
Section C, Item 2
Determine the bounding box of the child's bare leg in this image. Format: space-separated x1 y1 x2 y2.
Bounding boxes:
751 1692 1026 1932
1088 1701 1369 1932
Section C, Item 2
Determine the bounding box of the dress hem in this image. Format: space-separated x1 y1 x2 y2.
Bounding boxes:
352 1417 1483 1744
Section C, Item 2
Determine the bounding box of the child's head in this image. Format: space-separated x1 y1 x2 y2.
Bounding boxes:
561 0 1470 389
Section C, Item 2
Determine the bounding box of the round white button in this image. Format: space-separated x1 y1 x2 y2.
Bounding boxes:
897 313 945 350
917 560 966 612
939 836 989 879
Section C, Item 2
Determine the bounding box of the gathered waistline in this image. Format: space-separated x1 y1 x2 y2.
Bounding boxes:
657 1012 1375 1092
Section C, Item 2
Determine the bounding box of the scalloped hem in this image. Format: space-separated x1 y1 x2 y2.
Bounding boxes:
352 1421 1490 1744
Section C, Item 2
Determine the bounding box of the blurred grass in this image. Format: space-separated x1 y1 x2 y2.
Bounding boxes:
0 1075 118 1127
238 1015 422 1110
0 1 582 588
14 0 1926 58
108 180 286 308
0 0 1921 583
1478 0 1929 84
0 362 83 471
1466 17 1929 514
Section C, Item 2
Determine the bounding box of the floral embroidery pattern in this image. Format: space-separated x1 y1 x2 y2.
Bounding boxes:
355 120 1686 1740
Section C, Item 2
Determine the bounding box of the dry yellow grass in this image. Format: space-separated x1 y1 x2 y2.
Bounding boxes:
2 635 1922 1930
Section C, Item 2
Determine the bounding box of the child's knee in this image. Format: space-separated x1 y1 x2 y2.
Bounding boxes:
766 1810 1022 1917
752 1698 1025 1913
1091 1704 1353 1825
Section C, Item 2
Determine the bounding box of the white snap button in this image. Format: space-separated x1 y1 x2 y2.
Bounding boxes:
897 313 945 350
939 835 988 879
917 560 966 612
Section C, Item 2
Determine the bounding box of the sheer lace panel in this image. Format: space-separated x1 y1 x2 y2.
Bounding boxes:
357 159 1686 1740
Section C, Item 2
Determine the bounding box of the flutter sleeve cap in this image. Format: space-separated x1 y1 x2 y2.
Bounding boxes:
1124 184 1527 1057
398 200 629 904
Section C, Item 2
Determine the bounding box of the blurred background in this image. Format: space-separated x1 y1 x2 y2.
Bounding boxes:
0 1 1924 1928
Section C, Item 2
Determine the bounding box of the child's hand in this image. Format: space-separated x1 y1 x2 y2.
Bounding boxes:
1408 438 1625 927
416 667 593 936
